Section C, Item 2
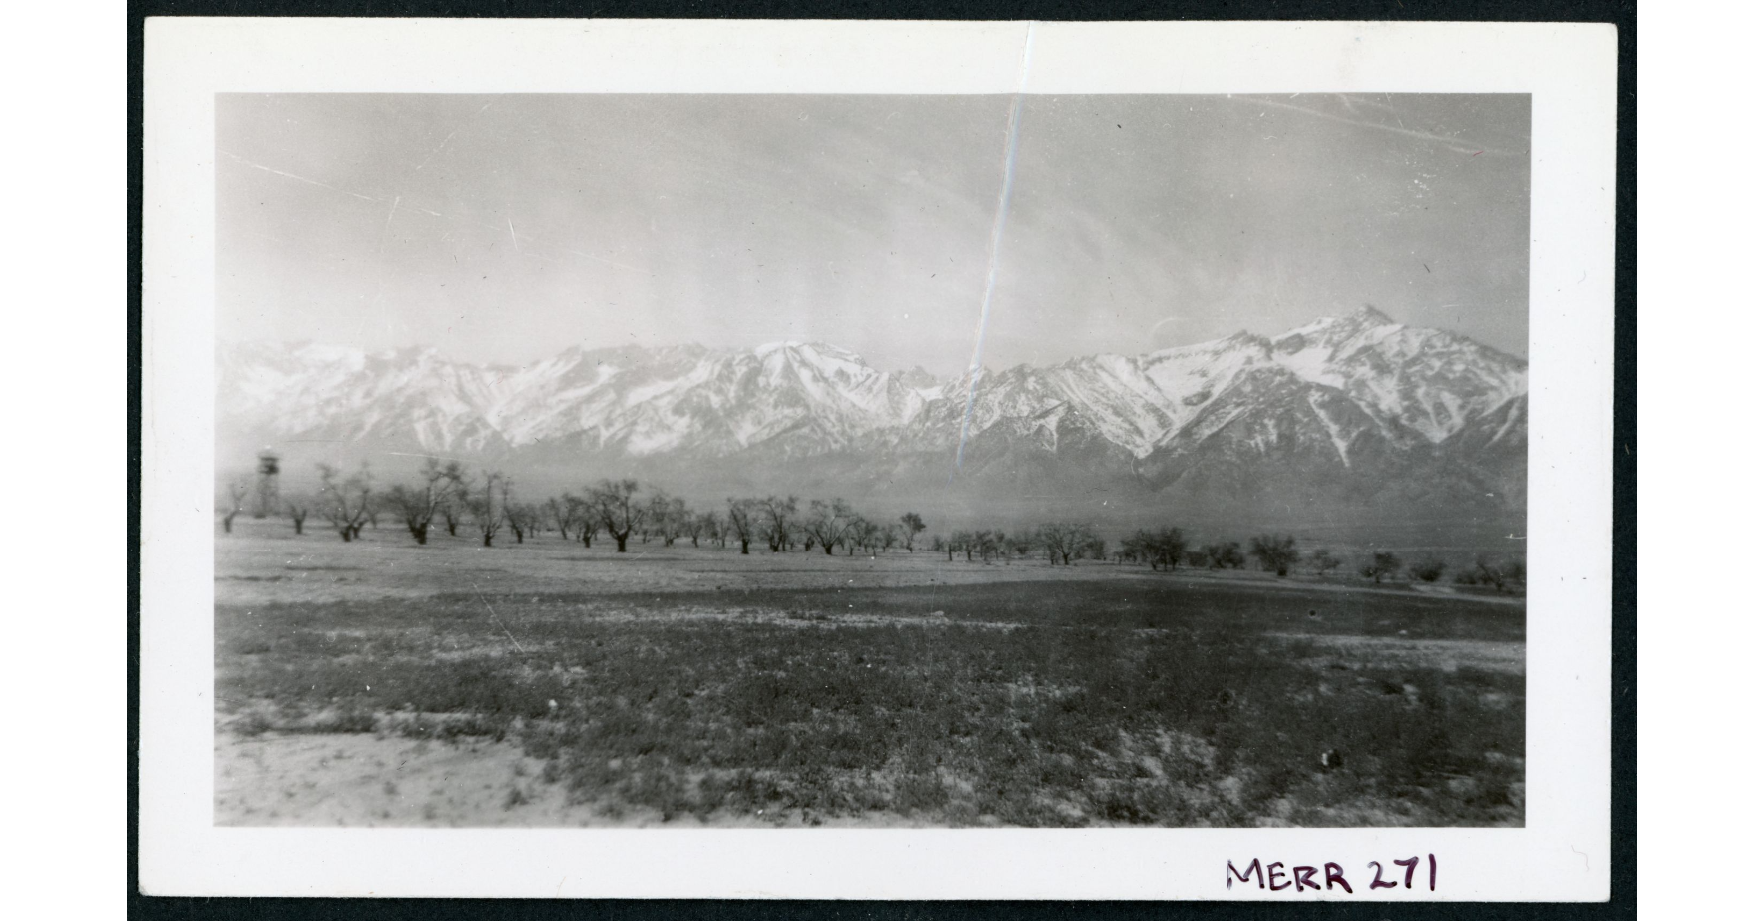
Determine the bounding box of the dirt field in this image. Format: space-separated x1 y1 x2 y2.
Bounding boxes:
214 516 1525 827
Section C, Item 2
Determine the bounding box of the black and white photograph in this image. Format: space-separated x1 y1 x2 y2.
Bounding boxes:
137 18 1616 900
211 90 1530 829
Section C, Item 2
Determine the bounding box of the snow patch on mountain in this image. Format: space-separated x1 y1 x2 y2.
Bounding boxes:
218 309 1528 510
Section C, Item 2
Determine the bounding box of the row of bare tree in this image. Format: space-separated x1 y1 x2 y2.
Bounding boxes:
222 464 936 556
930 523 1105 565
219 466 1525 590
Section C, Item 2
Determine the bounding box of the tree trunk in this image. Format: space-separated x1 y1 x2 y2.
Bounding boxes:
615 534 628 552
740 539 750 554
947 547 953 561
340 529 352 542
823 544 834 555
350 523 364 539
223 513 235 533
293 518 304 535
413 526 428 545
482 533 493 547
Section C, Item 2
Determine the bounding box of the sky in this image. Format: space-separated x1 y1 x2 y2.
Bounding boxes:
217 93 1530 376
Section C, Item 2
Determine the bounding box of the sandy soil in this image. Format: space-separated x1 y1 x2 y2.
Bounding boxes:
217 730 642 827
215 731 948 827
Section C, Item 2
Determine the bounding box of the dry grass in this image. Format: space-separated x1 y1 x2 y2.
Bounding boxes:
215 517 1524 827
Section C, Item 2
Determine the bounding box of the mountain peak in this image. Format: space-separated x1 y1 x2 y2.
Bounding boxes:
1353 304 1395 325
755 340 868 367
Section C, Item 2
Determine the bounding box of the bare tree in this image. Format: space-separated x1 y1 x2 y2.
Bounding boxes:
879 523 901 553
437 460 467 536
1036 522 1098 566
384 484 437 544
647 491 688 547
560 492 599 547
802 499 856 555
899 512 926 551
1249 534 1300 577
726 498 759 554
220 477 249 533
546 496 581 542
689 510 721 549
284 495 309 535
757 495 798 553
589 479 647 552
1119 531 1145 565
504 499 540 544
464 470 505 547
382 458 451 545
316 463 372 542
847 516 881 556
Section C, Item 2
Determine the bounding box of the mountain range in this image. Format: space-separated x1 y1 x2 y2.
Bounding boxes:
218 306 1527 529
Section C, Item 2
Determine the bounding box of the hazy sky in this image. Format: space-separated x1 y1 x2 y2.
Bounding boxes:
218 93 1529 375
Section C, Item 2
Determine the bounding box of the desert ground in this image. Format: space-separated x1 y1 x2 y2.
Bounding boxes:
214 516 1524 828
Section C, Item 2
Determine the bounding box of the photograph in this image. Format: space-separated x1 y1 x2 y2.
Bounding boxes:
135 17 1621 900
210 90 1533 830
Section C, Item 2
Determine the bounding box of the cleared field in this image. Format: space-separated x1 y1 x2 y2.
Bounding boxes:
215 517 1524 827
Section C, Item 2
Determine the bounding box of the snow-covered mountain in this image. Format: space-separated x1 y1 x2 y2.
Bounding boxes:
218 307 1528 521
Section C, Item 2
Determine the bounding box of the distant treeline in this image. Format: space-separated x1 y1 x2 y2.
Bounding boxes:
218 461 1526 592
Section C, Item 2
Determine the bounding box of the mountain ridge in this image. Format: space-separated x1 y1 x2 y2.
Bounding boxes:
218 307 1528 526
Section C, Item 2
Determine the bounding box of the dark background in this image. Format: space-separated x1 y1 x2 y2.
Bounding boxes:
127 1 1637 919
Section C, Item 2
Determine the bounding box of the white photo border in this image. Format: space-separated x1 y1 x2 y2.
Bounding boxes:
140 17 1617 900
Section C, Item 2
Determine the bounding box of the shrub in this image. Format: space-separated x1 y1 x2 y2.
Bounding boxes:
1470 555 1527 593
1409 556 1448 583
1249 535 1299 576
1203 541 1245 569
1361 551 1402 583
